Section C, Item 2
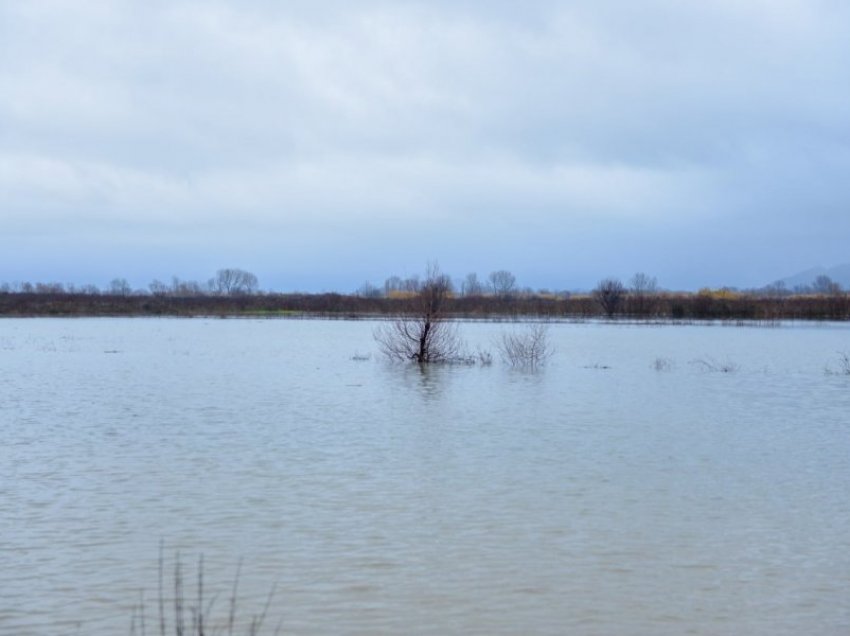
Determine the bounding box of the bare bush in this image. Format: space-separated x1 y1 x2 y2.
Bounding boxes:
838 351 850 375
825 351 850 376
476 348 494 366
651 357 673 371
437 348 494 366
498 324 553 368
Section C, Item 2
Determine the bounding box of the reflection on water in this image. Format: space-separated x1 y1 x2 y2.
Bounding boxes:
398 362 449 401
2 318 850 635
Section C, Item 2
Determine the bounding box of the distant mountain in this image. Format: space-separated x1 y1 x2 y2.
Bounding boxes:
775 263 850 290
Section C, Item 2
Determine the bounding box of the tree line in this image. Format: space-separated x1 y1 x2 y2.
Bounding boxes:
1 267 848 321
356 270 523 299
0 268 259 298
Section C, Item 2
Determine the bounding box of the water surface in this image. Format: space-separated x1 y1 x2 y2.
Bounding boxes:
2 318 850 634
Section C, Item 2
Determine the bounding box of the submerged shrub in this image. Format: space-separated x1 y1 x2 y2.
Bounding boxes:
651 357 674 371
825 351 850 376
689 357 739 373
476 349 494 366
498 324 553 369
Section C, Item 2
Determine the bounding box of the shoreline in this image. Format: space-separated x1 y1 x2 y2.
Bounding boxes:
1 291 848 322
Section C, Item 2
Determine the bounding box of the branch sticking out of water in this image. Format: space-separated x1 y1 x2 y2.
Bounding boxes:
689 357 739 373
129 548 279 636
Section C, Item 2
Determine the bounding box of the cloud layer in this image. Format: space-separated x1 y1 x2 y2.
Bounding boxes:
2 0 849 290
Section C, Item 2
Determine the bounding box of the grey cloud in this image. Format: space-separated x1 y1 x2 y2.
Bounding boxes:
2 0 849 290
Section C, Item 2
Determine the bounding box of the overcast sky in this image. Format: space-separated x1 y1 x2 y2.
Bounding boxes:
2 0 849 292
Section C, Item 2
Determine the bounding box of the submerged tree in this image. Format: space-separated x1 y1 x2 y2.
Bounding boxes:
374 264 461 363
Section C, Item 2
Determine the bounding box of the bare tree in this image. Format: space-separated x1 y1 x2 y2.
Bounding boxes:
498 324 553 368
813 275 842 296
461 272 484 297
764 280 789 298
594 277 625 317
401 276 421 293
629 272 658 316
210 268 259 296
149 279 169 296
375 264 461 363
109 278 132 296
488 270 516 298
356 281 382 298
630 272 657 295
171 277 206 297
35 282 66 294
383 276 403 297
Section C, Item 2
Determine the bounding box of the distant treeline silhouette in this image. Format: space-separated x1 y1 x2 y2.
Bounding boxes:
1 268 848 320
1 287 848 321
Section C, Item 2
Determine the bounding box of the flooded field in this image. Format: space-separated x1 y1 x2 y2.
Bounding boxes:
2 318 849 635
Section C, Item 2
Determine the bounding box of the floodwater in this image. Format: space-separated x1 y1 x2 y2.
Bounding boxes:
1 318 850 635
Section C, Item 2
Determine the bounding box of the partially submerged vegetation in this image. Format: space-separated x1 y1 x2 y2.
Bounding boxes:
825 351 850 376
373 264 461 363
372 265 495 366
129 547 281 636
689 357 740 373
651 357 674 372
497 324 553 369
